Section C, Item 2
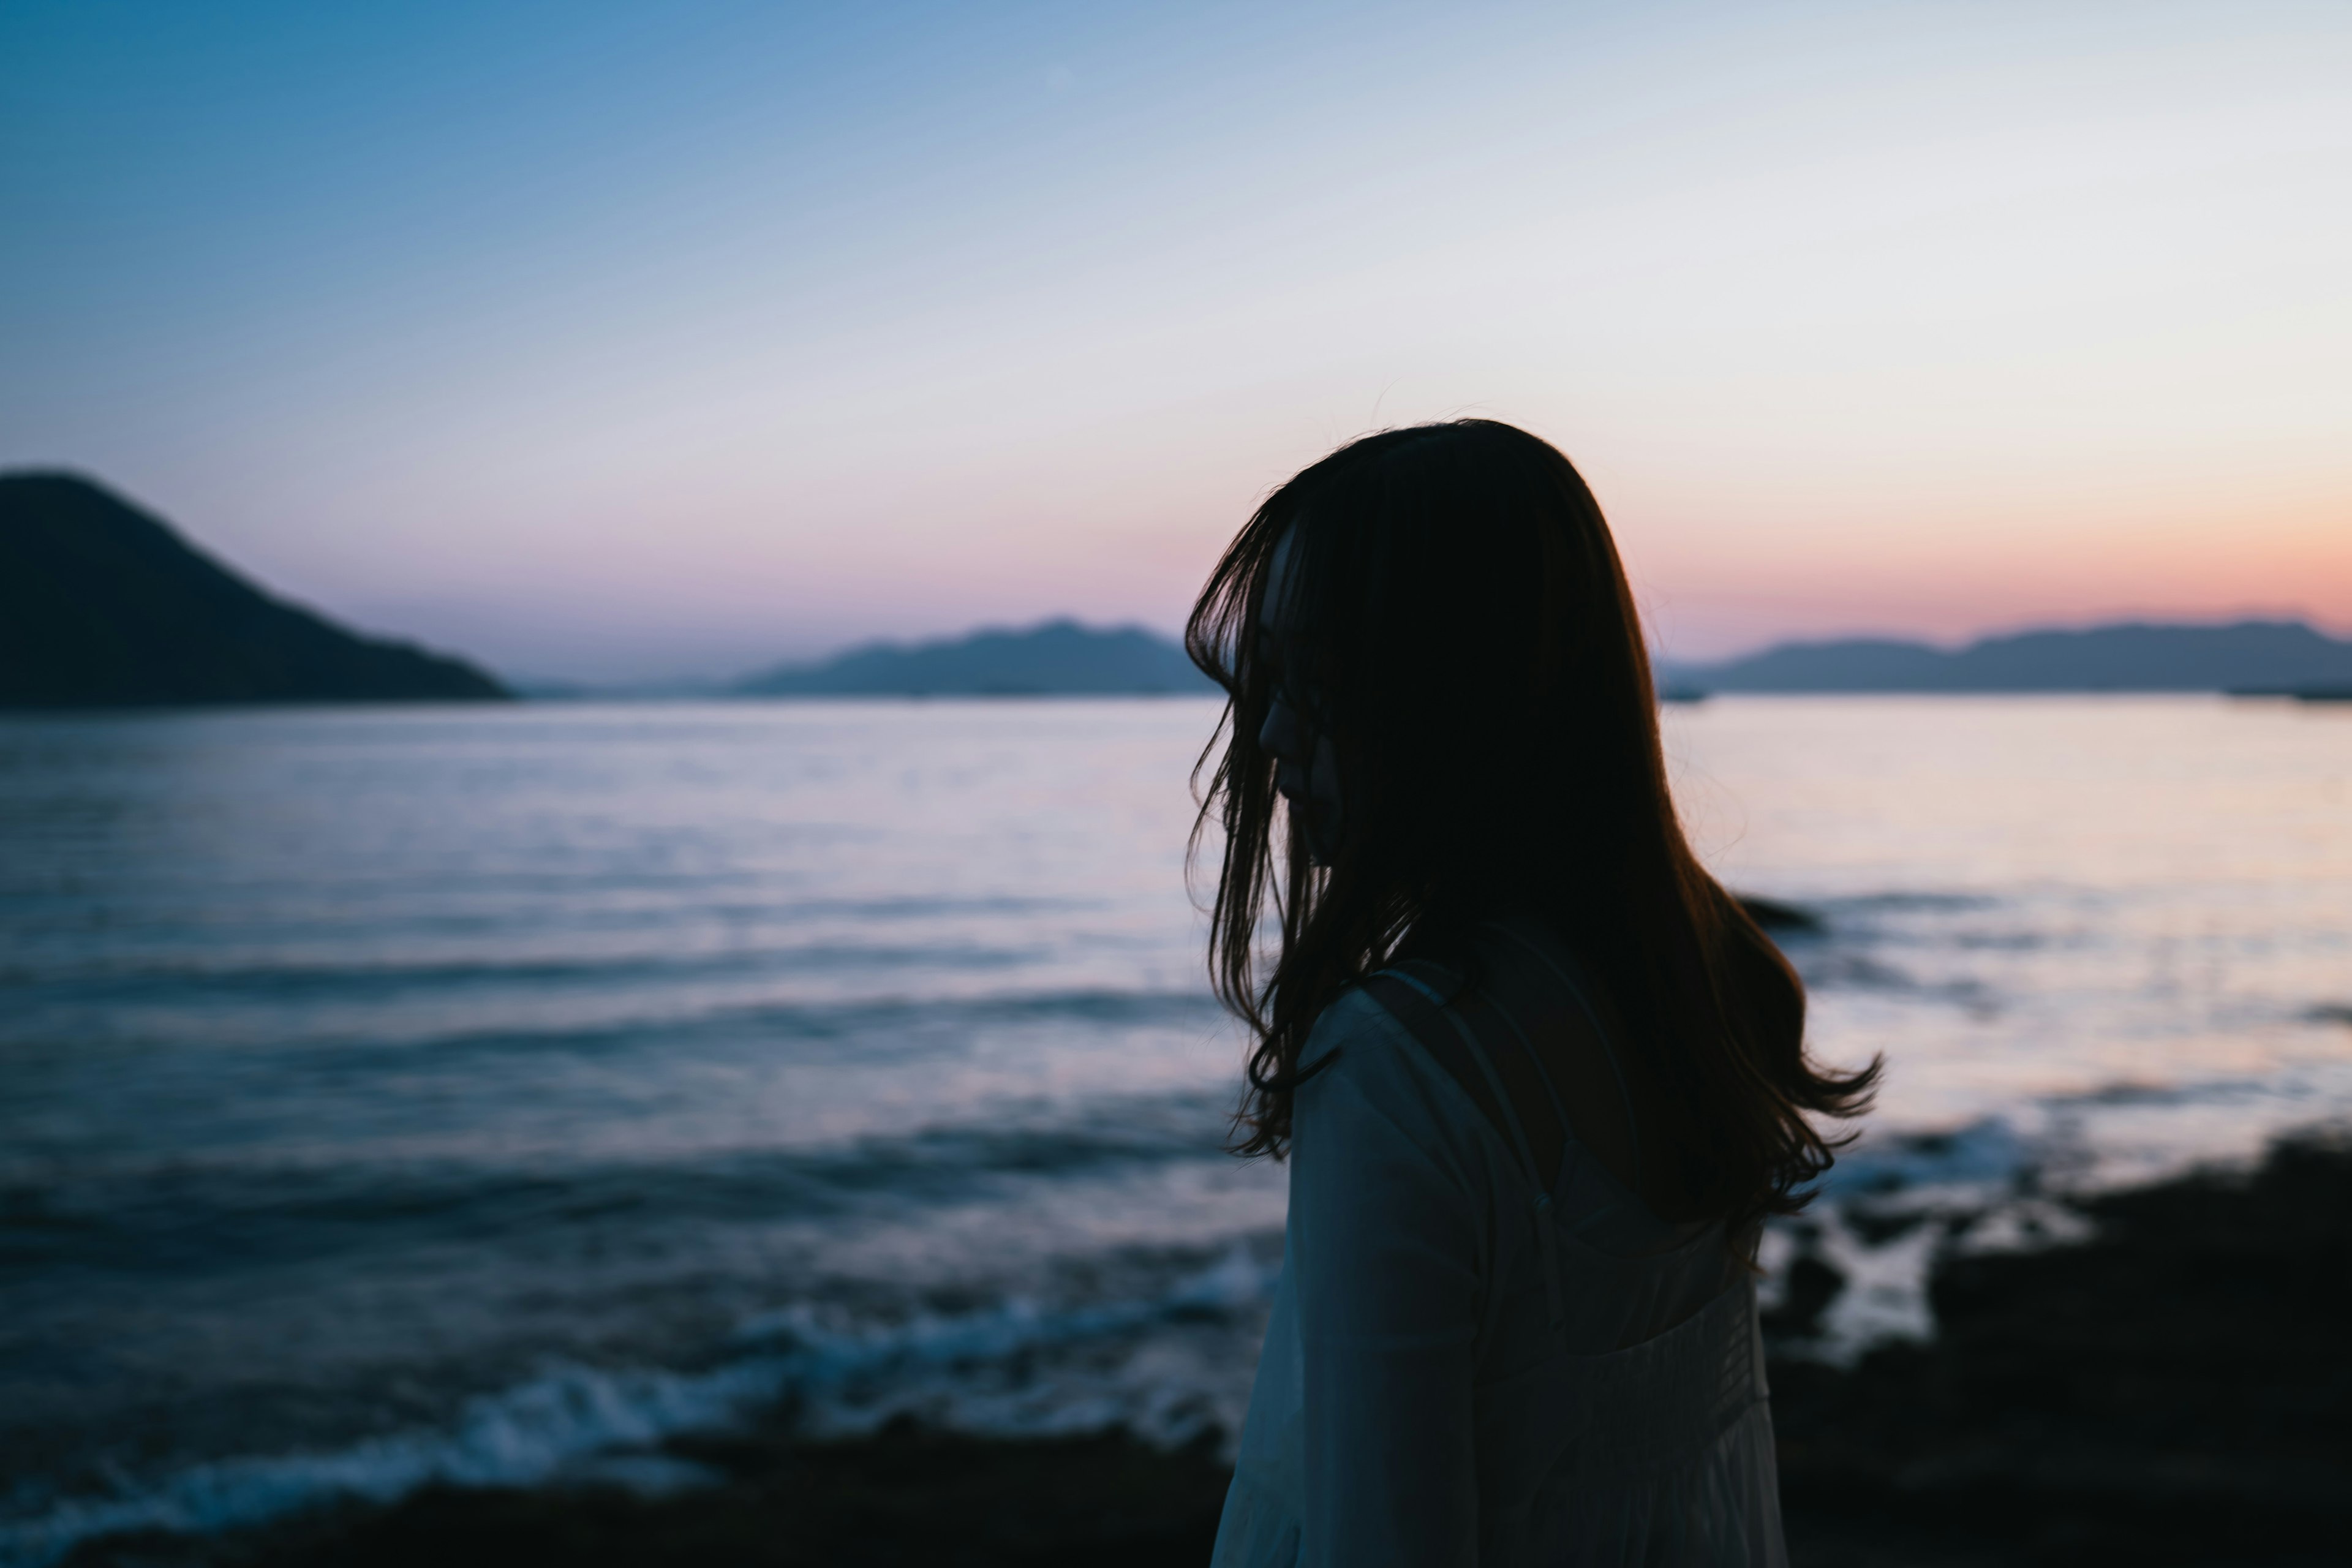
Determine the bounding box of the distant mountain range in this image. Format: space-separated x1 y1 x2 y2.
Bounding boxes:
737 619 1217 697
741 617 2352 700
0 473 508 708
1661 620 2352 695
8 469 2346 706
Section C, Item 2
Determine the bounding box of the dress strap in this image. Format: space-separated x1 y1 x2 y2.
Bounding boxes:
1367 962 1545 1185
1474 986 1575 1179
1363 960 1570 1330
1485 922 1645 1186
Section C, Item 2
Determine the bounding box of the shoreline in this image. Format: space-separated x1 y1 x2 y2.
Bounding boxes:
52 1132 2352 1567
1774 1129 2352 1564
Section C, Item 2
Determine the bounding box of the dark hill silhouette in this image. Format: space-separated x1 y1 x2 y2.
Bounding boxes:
738 619 1215 697
1667 620 2352 693
0 472 508 708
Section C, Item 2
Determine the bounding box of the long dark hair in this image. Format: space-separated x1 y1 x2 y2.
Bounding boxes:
1187 419 1876 1223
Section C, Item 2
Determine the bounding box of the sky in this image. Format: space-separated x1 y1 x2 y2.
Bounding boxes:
6 0 2349 681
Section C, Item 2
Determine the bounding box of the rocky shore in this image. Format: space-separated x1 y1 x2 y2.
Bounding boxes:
1773 1131 2352 1566
62 1134 2352 1568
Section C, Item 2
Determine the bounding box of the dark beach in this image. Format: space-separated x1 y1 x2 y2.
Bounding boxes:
58 1133 2351 1568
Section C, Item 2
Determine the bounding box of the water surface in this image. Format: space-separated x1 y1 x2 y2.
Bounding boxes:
3 696 2346 1561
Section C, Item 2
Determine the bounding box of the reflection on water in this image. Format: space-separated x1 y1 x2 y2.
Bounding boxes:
1 696 2346 1561
1667 695 2352 1182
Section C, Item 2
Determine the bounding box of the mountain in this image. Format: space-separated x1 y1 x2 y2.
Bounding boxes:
1665 620 2352 694
0 473 509 708
738 619 1216 697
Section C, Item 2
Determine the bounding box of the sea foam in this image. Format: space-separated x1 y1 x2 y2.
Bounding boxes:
0 1245 1278 1568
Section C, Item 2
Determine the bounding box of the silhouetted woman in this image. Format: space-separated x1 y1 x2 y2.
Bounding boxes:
1190 421 1876 1567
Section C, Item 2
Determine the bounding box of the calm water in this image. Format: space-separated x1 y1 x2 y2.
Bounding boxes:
3 696 2348 1561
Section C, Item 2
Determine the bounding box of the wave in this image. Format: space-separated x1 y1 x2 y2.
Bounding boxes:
0 1089 1244 1273
1789 951 1997 1003
1812 891 2002 914
0 1246 1278 1568
5 936 1058 1004
0 891 1099 978
0 1118 2064 1565
1822 1117 2031 1198
0 980 1226 1066
0 1114 2068 1566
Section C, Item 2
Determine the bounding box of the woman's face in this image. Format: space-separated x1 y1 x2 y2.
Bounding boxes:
1256 529 1346 862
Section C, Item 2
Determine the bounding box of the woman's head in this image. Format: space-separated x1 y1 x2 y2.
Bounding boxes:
1189 419 1874 1222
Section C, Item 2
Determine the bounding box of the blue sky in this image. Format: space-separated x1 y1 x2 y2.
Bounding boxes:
6 1 2348 680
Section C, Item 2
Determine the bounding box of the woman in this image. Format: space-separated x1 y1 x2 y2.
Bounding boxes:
1188 421 1876 1567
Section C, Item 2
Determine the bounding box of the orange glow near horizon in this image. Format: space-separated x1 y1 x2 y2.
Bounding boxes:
7 1 2350 679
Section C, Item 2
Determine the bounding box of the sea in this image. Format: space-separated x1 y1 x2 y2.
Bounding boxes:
3 695 2348 1564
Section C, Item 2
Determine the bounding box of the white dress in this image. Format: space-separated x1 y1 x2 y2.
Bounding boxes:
1210 921 1787 1567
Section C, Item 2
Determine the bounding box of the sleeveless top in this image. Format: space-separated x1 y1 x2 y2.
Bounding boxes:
1210 918 1786 1567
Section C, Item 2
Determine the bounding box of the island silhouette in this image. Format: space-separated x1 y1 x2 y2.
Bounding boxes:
1660 622 2352 695
7 472 2350 706
736 620 1216 697
0 473 508 709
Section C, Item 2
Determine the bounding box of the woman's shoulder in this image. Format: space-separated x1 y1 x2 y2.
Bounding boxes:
1296 981 1393 1071
1296 978 1493 1142
1290 980 1506 1202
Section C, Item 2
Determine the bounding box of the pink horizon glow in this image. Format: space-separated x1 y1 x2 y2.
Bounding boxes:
8 2 2348 680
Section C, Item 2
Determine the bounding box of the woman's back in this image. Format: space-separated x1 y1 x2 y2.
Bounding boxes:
1186 420 1868 1563
1210 920 1785 1567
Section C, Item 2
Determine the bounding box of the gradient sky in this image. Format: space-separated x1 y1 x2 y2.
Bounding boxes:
6 0 2349 680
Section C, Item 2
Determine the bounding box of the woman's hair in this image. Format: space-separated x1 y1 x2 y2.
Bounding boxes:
1187 419 1877 1224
